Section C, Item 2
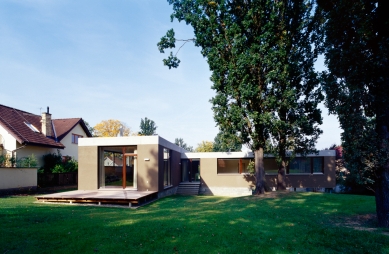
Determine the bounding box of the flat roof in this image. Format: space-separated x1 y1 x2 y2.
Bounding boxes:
78 135 187 153
182 150 335 159
79 136 336 158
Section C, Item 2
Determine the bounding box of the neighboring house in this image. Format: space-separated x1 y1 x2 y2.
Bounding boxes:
0 104 92 167
78 136 336 197
104 155 123 166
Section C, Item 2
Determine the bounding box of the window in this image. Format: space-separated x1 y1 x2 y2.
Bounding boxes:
288 157 324 174
24 122 39 133
264 158 279 174
217 158 252 174
71 134 83 144
312 157 324 173
163 148 171 187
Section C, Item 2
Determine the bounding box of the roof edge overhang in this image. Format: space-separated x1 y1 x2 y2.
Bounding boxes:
23 141 65 149
182 150 336 159
0 120 26 144
78 136 185 153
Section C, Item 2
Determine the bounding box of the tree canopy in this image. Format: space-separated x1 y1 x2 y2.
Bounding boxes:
93 119 131 137
174 138 194 152
195 141 214 152
159 0 323 193
317 0 389 228
212 131 241 152
139 117 157 136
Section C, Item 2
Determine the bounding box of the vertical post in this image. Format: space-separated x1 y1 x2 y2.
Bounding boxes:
122 148 126 189
239 159 242 174
133 150 138 189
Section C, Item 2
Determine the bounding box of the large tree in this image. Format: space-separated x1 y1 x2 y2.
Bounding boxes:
175 137 194 152
318 0 389 227
213 131 241 152
195 140 214 152
139 117 157 136
159 0 322 193
93 120 131 137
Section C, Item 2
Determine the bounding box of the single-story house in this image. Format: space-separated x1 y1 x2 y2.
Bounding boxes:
0 104 92 167
78 136 336 197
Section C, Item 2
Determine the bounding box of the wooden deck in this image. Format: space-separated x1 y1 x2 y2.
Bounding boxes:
35 189 158 207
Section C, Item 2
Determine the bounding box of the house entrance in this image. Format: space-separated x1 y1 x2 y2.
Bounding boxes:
181 159 200 182
99 146 138 189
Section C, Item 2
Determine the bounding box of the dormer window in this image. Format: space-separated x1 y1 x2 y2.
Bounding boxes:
24 122 40 133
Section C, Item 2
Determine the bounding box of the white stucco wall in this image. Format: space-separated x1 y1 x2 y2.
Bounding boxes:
0 125 18 154
59 123 88 160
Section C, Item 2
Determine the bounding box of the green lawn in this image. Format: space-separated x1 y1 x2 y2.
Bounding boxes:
0 192 388 254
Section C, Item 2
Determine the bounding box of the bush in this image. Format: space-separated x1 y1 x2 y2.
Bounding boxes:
16 154 38 168
41 150 63 173
40 151 78 173
0 155 7 167
63 159 78 172
52 164 65 173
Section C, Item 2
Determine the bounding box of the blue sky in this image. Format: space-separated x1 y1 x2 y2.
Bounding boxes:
0 0 341 150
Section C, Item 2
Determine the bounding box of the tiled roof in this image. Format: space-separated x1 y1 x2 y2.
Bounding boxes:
53 118 88 141
0 104 90 149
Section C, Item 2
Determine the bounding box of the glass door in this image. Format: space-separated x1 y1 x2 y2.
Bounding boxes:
99 146 137 189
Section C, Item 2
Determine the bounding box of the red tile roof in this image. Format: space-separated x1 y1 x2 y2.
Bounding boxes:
0 104 91 149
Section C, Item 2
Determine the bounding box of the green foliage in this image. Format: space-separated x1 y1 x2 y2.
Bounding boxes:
41 150 63 173
318 0 389 226
174 138 194 152
63 158 78 172
160 0 323 193
0 154 7 167
16 154 38 168
51 164 65 173
318 0 389 186
157 29 176 53
195 140 214 152
139 117 157 136
213 131 241 152
40 153 78 173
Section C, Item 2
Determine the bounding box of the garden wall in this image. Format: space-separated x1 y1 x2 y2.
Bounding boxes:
0 167 37 193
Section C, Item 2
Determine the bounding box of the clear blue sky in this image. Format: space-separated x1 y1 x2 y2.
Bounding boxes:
0 0 341 150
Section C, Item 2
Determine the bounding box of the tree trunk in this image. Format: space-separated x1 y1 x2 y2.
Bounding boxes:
277 160 286 190
375 168 389 228
254 148 265 194
375 110 389 228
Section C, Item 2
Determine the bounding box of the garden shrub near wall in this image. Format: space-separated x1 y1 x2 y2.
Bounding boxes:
39 151 78 173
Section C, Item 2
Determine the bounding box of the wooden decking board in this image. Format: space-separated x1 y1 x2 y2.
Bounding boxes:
35 190 157 207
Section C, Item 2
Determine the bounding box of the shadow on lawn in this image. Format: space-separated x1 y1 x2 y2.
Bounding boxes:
1 193 388 254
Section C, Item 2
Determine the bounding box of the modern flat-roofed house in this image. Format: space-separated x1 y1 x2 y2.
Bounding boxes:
0 104 92 166
77 136 336 197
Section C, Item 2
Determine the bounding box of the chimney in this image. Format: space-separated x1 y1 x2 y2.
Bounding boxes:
41 106 52 137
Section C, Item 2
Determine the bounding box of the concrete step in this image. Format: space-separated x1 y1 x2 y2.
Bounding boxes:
177 182 200 195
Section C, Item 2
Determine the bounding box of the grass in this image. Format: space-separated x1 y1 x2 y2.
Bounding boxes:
0 192 388 254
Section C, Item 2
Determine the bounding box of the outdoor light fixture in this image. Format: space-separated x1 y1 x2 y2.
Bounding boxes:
144 158 150 161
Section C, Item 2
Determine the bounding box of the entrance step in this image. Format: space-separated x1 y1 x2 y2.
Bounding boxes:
176 182 200 195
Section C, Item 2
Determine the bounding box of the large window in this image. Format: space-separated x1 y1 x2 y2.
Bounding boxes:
217 158 252 174
288 157 324 174
264 158 278 174
98 146 137 189
262 157 324 175
163 148 171 187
